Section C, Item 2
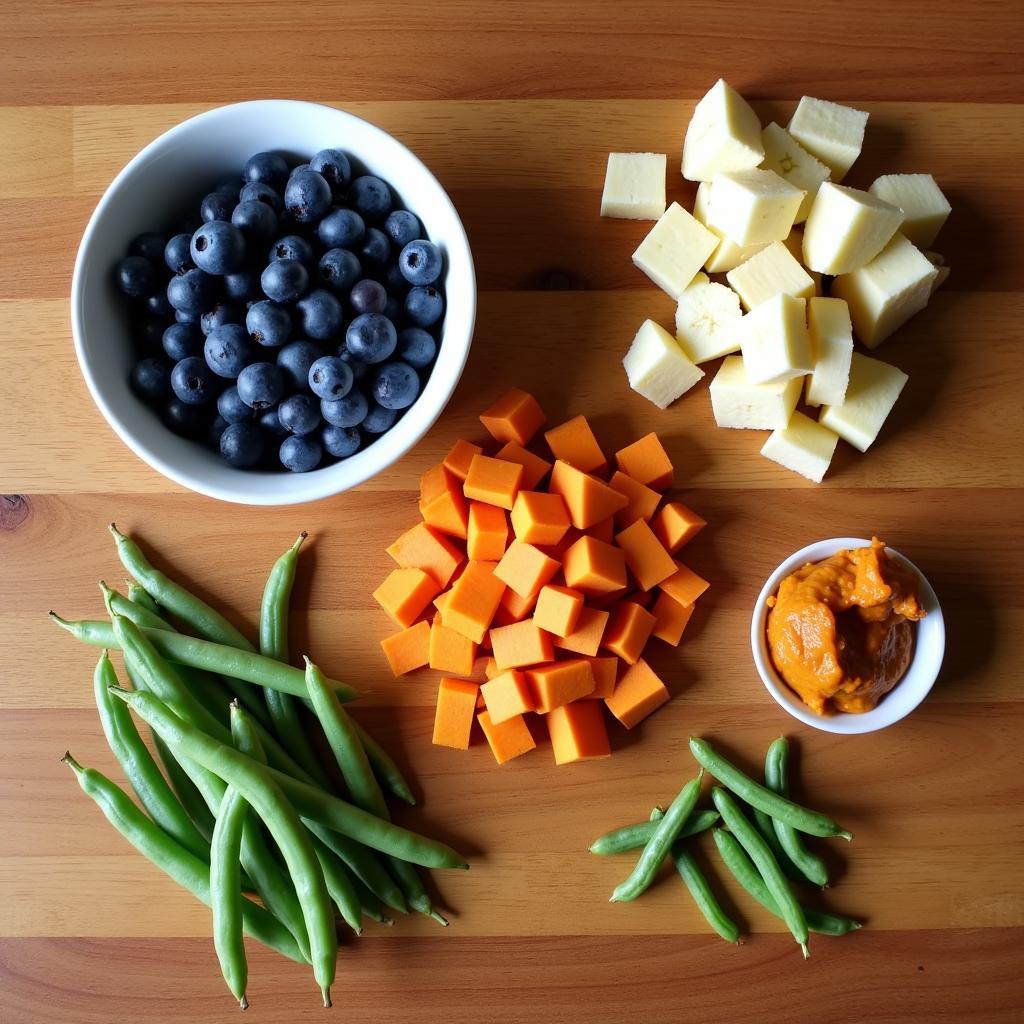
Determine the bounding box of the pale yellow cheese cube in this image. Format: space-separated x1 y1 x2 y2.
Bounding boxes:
706 169 804 246
869 174 951 249
692 182 768 272
674 278 744 363
759 122 831 223
831 233 939 348
786 96 868 182
632 202 719 298
802 182 904 275
709 355 802 430
739 293 813 385
782 229 822 293
925 251 951 295
819 353 908 452
726 240 816 311
760 411 840 483
682 78 764 182
805 297 854 407
623 319 705 409
600 153 667 220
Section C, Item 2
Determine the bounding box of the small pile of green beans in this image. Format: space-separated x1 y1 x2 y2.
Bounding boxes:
591 736 861 956
57 526 468 1009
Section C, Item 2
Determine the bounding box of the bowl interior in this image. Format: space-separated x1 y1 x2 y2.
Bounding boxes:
72 100 475 505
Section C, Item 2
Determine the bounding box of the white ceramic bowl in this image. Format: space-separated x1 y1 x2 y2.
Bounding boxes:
71 100 476 505
751 537 944 734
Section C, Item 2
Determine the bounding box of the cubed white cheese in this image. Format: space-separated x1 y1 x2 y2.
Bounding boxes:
819 352 908 452
632 202 719 298
869 173 951 249
709 355 802 430
726 240 816 311
787 96 868 182
623 319 705 409
831 233 938 348
682 79 764 182
802 182 904 275
759 122 831 223
706 169 804 246
760 411 840 483
674 278 744 363
924 251 951 295
739 293 813 385
600 152 667 220
805 296 854 407
692 181 768 272
782 229 823 293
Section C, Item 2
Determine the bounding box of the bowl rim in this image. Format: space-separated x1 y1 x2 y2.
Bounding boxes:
70 98 476 506
750 536 945 734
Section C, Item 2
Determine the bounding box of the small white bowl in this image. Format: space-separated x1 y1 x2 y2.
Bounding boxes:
751 537 944 734
71 100 476 505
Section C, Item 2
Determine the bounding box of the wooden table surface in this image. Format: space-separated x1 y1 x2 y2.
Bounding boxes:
2 2 1023 1021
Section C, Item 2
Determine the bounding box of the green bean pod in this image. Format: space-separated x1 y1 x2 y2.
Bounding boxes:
210 784 249 1008
350 874 393 926
153 735 216 841
751 804 805 882
350 719 417 806
589 808 718 856
305 823 409 915
127 582 160 614
671 842 741 943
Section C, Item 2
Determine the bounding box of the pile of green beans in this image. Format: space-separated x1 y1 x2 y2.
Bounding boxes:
591 736 861 955
57 527 469 1009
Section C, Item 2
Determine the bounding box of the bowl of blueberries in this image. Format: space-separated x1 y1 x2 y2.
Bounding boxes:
71 99 475 504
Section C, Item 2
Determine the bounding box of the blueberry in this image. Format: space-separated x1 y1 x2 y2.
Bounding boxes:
277 340 323 391
383 210 421 249
359 227 390 269
345 313 397 364
310 149 352 193
167 269 215 316
135 317 168 353
269 234 314 265
397 327 437 369
280 434 322 472
362 401 399 435
372 361 420 410
164 233 194 274
296 288 343 341
348 175 392 220
308 355 353 400
382 263 410 296
207 414 229 447
204 323 252 378
144 291 173 318
130 357 171 402
289 163 310 177
243 151 290 191
338 348 369 380
261 259 309 303
175 308 200 324
162 322 204 362
399 239 442 286
237 361 284 411
258 405 290 439
200 192 235 223
404 285 444 327
284 168 332 223
171 356 217 405
200 301 243 336
321 423 361 458
246 300 292 347
349 278 387 315
321 389 368 428
231 200 278 246
317 208 365 249
318 248 361 293
240 181 283 214
278 393 322 436
190 221 246 275
115 255 157 298
163 397 209 438
220 421 265 468
222 268 261 303
211 174 242 197
217 384 254 424
130 232 167 265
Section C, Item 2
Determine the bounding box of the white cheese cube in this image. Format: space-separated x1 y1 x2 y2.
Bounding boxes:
802 182 904 275
924 251 951 295
623 319 705 409
707 169 804 246
831 233 938 348
819 352 908 452
692 182 768 272
782 229 822 293
632 202 719 298
786 96 868 182
600 153 667 220
805 297 854 407
709 355 802 430
674 278 744 363
761 411 840 483
739 293 813 385
869 173 951 249
682 78 764 182
759 122 831 223
726 240 816 311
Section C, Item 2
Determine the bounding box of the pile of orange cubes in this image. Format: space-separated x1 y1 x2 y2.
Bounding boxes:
373 388 709 765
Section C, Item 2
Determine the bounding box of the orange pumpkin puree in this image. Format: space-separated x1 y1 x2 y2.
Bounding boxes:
766 538 926 715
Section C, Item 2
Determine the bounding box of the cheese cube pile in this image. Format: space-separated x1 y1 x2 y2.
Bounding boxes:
601 77 952 483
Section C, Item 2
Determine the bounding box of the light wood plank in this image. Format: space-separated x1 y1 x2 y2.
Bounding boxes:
0 107 72 198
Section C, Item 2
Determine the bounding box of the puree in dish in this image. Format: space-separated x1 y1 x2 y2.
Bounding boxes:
766 538 926 715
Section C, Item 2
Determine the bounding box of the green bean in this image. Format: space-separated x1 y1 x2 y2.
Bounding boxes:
712 829 862 936
153 736 216 842
711 787 809 958
351 719 416 806
127 582 160 614
765 737 829 888
610 773 703 903
690 737 852 840
63 753 304 964
670 842 740 943
751 804 804 882
350 874 393 925
306 823 409 915
589 809 718 856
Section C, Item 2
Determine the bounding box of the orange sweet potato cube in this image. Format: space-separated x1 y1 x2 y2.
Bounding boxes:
494 584 539 626
548 460 628 530
443 439 483 481
494 539 560 599
581 655 619 700
615 433 674 490
387 522 465 588
380 620 432 676
478 710 536 764
601 600 657 665
482 656 501 679
489 618 555 670
510 490 571 546
563 535 627 596
589 517 615 544
651 590 695 646
533 584 584 638
616 518 677 592
466 502 509 561
441 560 506 643
661 562 711 607
651 502 707 553
604 658 670 729
480 669 535 723
479 388 546 446
432 677 479 749
547 701 611 764
543 415 607 474
552 606 609 657
464 454 523 510
608 471 661 529
495 441 552 490
372 567 442 628
429 619 479 677
527 658 596 712
419 463 469 540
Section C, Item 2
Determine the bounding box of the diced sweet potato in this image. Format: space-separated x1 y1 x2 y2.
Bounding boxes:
479 388 546 446
443 439 483 481
464 454 524 510
372 567 442 628
651 501 707 553
601 601 657 665
380 620 431 676
660 562 711 607
533 584 585 638
432 677 479 749
651 590 695 645
580 655 619 699
419 463 469 539
548 460 628 530
496 441 552 490
510 490 571 546
494 539 560 599
442 560 507 643
552 606 610 657
478 710 536 764
387 522 465 588
467 502 509 561
429 620 479 677
608 471 661 528
547 701 611 764
543 415 607 474
563 535 627 596
490 619 555 670
615 518 677 592
605 658 669 729
527 659 596 712
614 432 674 490
480 669 535 723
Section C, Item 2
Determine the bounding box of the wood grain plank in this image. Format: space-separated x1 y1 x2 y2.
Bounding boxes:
0 107 72 198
